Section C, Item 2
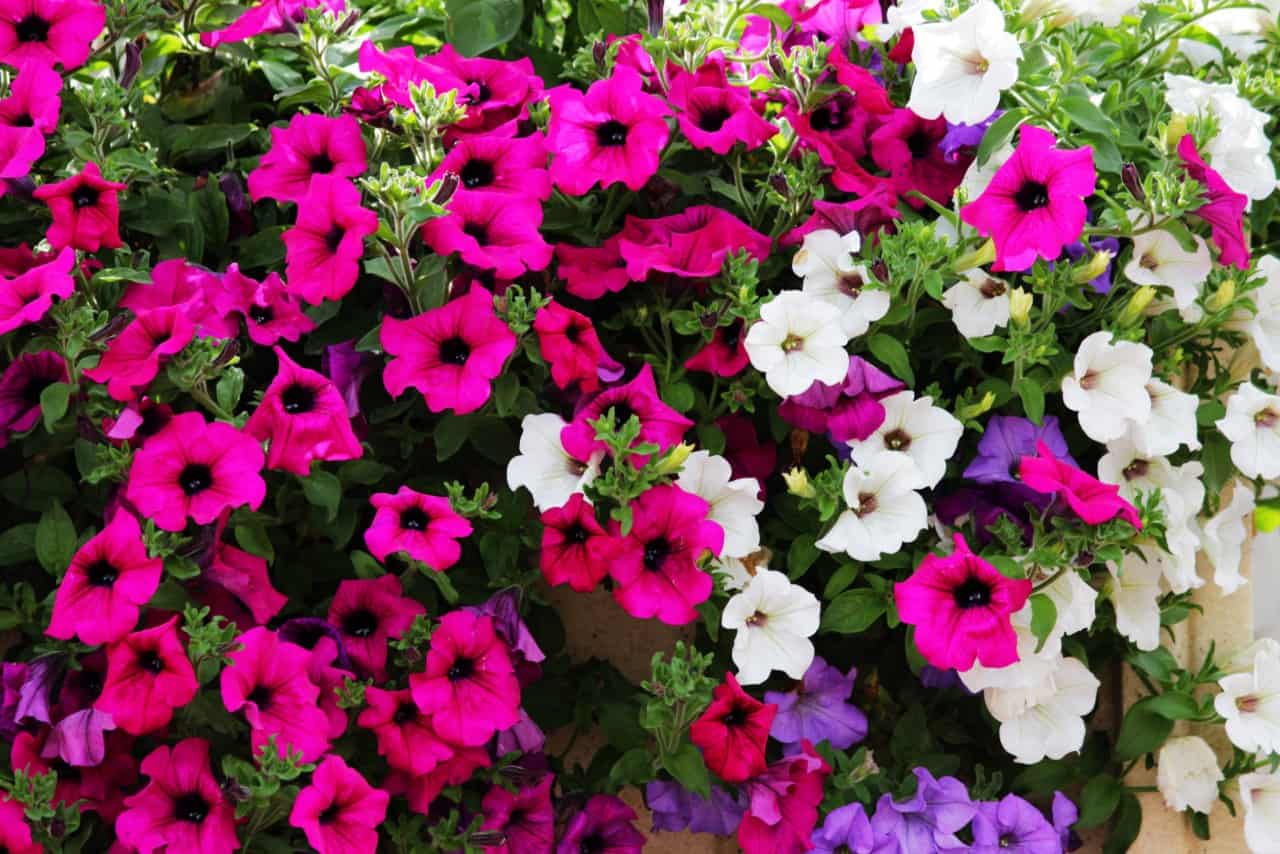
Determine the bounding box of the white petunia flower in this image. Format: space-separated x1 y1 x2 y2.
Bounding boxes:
879 0 945 37
1123 379 1202 457
1061 331 1154 443
957 142 1014 205
1215 645 1280 755
676 451 763 559
1157 736 1224 815
848 390 963 489
1107 552 1164 651
1244 256 1280 373
1226 638 1280 676
1164 73 1276 201
1240 770 1280 854
795 230 890 338
1216 383 1280 480
985 655 1100 765
744 291 850 397
1123 229 1211 315
942 269 1010 339
906 0 1022 125
816 454 928 562
1202 480 1256 595
1057 0 1141 26
722 568 820 685
506 413 601 512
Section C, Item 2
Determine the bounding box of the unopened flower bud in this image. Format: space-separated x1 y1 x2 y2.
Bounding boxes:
120 40 142 89
592 40 607 67
768 54 786 79
783 467 817 499
1206 278 1236 313
432 172 459 205
957 391 996 422
646 0 663 35
769 173 790 198
871 259 889 282
1121 163 1144 200
655 442 695 475
336 10 360 35
952 238 996 272
1165 114 1189 150
1008 287 1033 327
1072 249 1114 284
1118 286 1156 325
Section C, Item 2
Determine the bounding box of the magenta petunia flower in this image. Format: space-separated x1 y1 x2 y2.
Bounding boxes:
1019 440 1142 529
46 512 161 646
533 300 605 393
390 743 491 814
0 662 26 738
539 492 613 593
668 57 776 154
480 775 555 854
419 45 544 134
618 205 771 280
33 161 127 251
0 61 61 132
828 46 893 113
281 174 378 305
430 130 551 202
244 346 363 475
199 514 287 626
561 364 694 466
357 685 454 775
409 610 520 747
200 0 344 49
116 739 239 854
0 0 105 70
960 125 1096 271
737 741 832 854
606 484 723 626
83 306 196 402
290 755 389 854
95 616 198 734
328 574 425 681
421 190 552 279
869 109 969 209
365 486 473 570
685 318 750 378
555 234 634 300
380 286 517 414
690 672 776 783
221 627 332 762
0 124 43 187
782 191 902 247
0 245 73 334
0 793 39 854
546 65 671 195
249 112 367 203
124 411 267 531
119 257 233 338
894 533 1033 671
778 355 905 445
556 794 646 854
1178 134 1250 270
210 263 315 345
0 350 66 446
786 90 879 191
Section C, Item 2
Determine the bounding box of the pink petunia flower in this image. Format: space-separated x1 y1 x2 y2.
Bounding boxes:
124 411 266 532
606 484 723 625
546 65 671 195
690 672 776 783
556 794 646 854
365 487 473 570
249 112 367 203
668 57 777 154
555 234 634 300
115 739 239 854
539 492 613 593
95 616 199 735
778 354 905 445
786 90 878 184
380 286 517 414
281 175 378 304
0 350 66 446
356 685 454 775
221 627 332 762
83 306 196 401
1177 134 1250 270
1019 440 1142 529
781 191 902 247
737 741 832 854
419 45 544 134
480 775 556 854
0 61 61 132
409 610 520 746
198 514 288 626
289 755 389 854
894 533 1032 670
103 397 174 446
328 575 425 681
430 130 551 202
534 300 605 393
33 161 127 251
0 124 43 187
211 263 315 344
618 205 771 280
10 727 135 815
46 512 161 646
560 364 693 466
960 125 1096 271
0 793 40 854
0 245 73 334
869 109 969 209
0 0 105 70
389 744 491 815
201 0 344 49
421 190 552 279
119 257 234 338
684 318 749 377
244 346 363 475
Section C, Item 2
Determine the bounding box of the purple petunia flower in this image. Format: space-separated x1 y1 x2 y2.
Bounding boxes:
16 656 60 726
1053 791 1081 851
811 802 876 853
870 767 976 851
971 793 1061 853
44 708 116 767
963 415 1075 485
941 111 1002 164
764 657 868 750
645 780 746 836
0 662 27 738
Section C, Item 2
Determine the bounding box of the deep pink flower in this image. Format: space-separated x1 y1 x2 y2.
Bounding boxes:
365 487 473 570
781 190 902 247
199 514 288 626
83 306 195 401
221 627 332 762
104 397 175 446
1177 134 1250 270
0 349 66 446
690 673 776 783
290 755 389 854
124 411 266 532
534 300 605 393
244 346 363 475
555 234 634 299
281 175 378 304
606 484 723 625
201 0 344 48
828 47 893 115
779 355 905 444
960 125 1096 271
357 686 454 775
419 45 544 134
33 161 127 251
0 125 43 186
870 109 969 209
421 190 552 279
47 512 161 646
668 57 776 154
328 575 425 680
685 318 749 377
561 365 693 465
0 242 38 276
618 205 771 280
481 775 555 854
718 414 775 498
0 61 61 132
409 610 520 747
0 0 105 69
381 287 517 414
556 794 645 854
546 65 671 195
116 739 239 854
11 727 136 817
95 616 198 734
119 258 233 338
539 493 613 593
390 744 491 815
1020 440 1142 529
211 264 315 344
0 245 73 334
0 795 39 854
894 533 1032 670
738 742 831 854
249 112 367 203
430 130 551 202
787 90 876 174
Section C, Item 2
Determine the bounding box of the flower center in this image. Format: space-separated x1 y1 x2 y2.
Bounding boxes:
697 107 732 132
722 706 747 727
809 102 847 132
1238 694 1260 713
393 702 418 724
281 384 315 415
249 304 273 324
594 120 629 147
178 463 213 496
979 278 1006 298
439 336 470 366
466 80 492 104
565 523 589 545
883 428 911 451
1123 459 1149 481
319 802 341 824
462 222 489 243
21 377 48 405
86 560 119 587
1078 370 1100 391
460 159 495 189
72 186 99 209
781 333 805 353
1014 180 1050 212
609 402 636 426
963 52 990 75
579 835 606 854
309 152 334 174
722 319 743 349
953 576 992 609
401 507 430 531
324 225 346 253
139 651 165 674
854 492 878 517
343 609 379 638
1139 252 1159 271
174 792 210 824
999 834 1015 848
15 14 49 43
248 685 272 710
906 130 934 159
643 537 671 571
1255 408 1279 428
448 656 475 681
11 112 33 127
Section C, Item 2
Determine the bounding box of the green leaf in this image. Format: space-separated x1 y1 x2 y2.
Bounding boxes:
216 368 244 414
664 381 696 413
867 333 913 386
743 2 793 28
1061 95 1116 135
663 742 711 799
445 0 522 56
300 470 343 522
350 550 385 579
821 588 887 634
1115 696 1176 760
0 523 37 567
39 383 73 431
1029 594 1057 654
1199 433 1232 498
1014 377 1045 425
822 562 859 600
976 109 1026 167
492 373 520 416
608 748 655 789
1145 690 1199 721
0 466 77 508
786 534 820 580
233 523 275 561
338 460 393 486
1103 792 1142 854
35 502 77 576
1077 774 1123 829
434 415 473 462
1128 647 1179 683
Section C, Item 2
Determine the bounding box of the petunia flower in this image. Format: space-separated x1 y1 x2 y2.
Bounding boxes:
1216 644 1280 755
381 286 517 414
534 300 605 393
869 766 976 851
289 755 389 854
1059 331 1154 443
644 780 745 836
1244 255 1280 373
1020 440 1142 528
430 130 551 202
985 655 1100 764
0 0 105 70
1201 481 1255 595
722 568 820 685
83 306 196 402
667 57 777 154
555 235 634 299
221 627 332 761
782 191 901 248
479 775 556 854
390 744 492 815
421 190 552 279
942 269 1011 339
745 291 851 398
870 109 969 208
970 793 1060 853
213 263 316 346
907 0 1021 124
849 389 963 489
0 61 62 132
539 493 613 593
690 672 776 783
508 412 602 512
1156 735 1224 816
817 454 929 562
322 340 374 418
0 245 74 334
95 616 199 735
0 792 42 854
357 686 454 775
560 364 693 466
794 229 890 339
33 161 127 251
364 486 473 570
0 124 42 187
618 205 771 280
116 739 239 854
0 350 66 446
417 45 544 134
201 0 343 48
328 575 425 681
1177 134 1250 270
0 662 26 739
1215 382 1280 480
811 803 875 854
1124 226 1211 313
1106 550 1164 650
778 354 904 447
764 656 868 751
718 413 776 495
737 742 831 854
786 89 876 178
248 112 367 203
556 794 646 854
281 174 378 304
685 318 750 377
963 414 1074 485
676 450 763 559
1123 378 1202 459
